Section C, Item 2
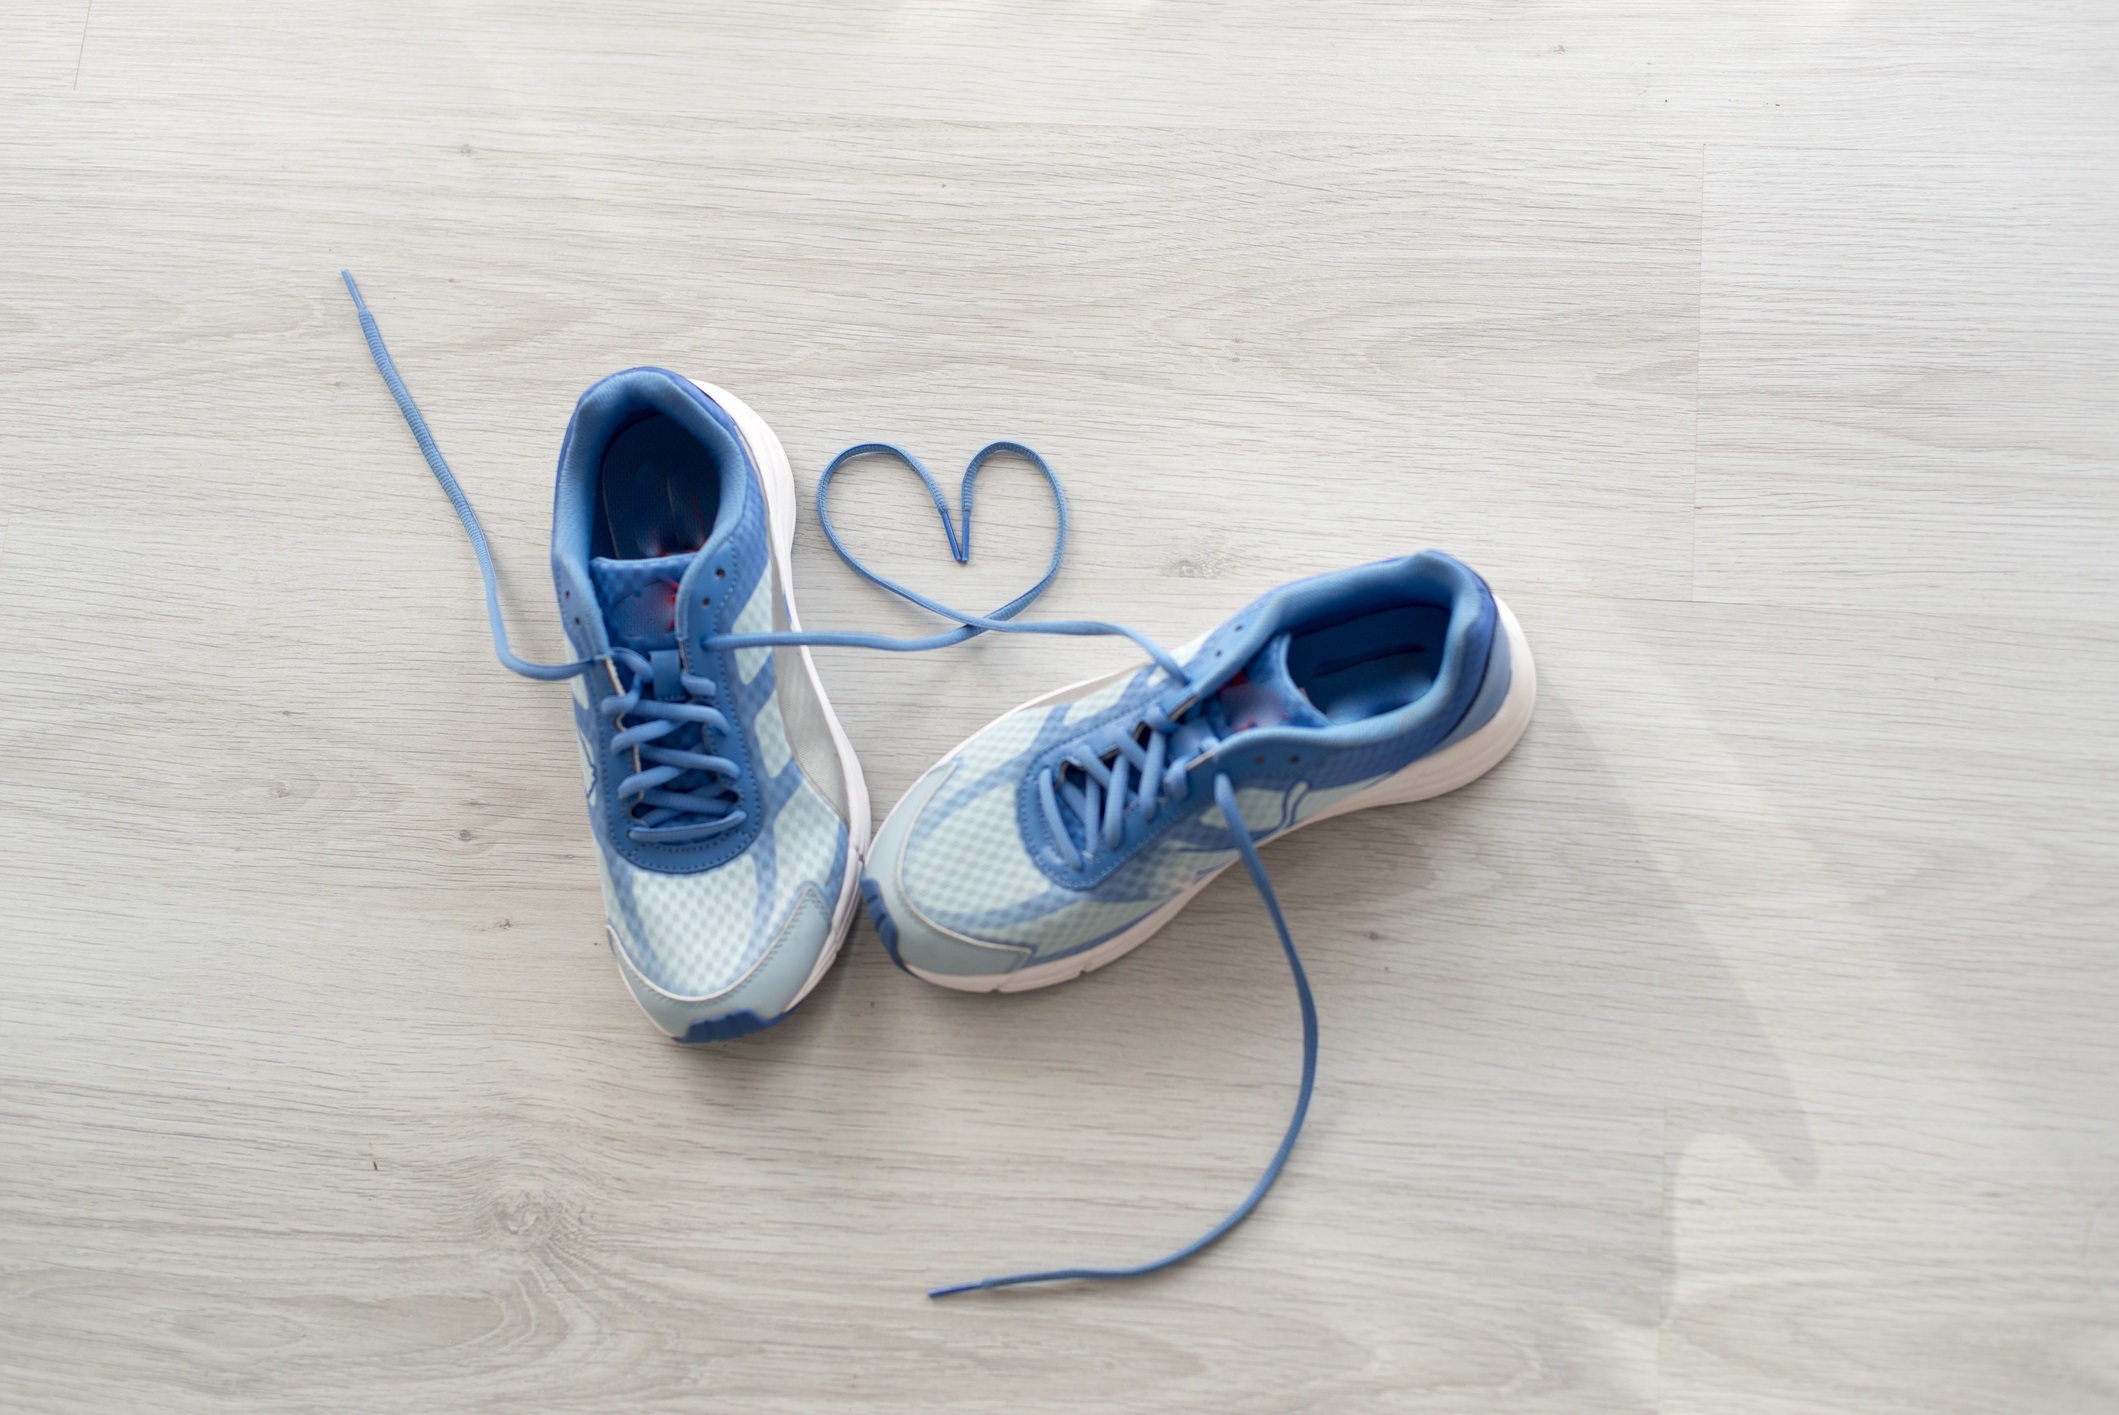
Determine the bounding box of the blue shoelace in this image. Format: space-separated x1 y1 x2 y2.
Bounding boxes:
345 271 1319 1298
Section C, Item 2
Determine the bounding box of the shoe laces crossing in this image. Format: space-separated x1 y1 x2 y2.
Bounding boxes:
600 647 743 844
1039 699 1213 870
346 272 1320 1300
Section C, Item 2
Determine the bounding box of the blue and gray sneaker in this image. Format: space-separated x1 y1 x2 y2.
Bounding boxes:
344 275 869 1043
862 554 1532 994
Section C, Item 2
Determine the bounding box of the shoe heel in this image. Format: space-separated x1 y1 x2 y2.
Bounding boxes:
1312 600 1536 822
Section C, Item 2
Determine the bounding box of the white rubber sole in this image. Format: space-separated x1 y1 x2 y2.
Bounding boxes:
601 381 872 1032
903 598 1536 994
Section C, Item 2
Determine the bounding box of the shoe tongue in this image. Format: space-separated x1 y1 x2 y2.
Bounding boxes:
590 552 694 652
1211 632 1328 734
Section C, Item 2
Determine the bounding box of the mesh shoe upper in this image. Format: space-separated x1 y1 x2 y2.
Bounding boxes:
873 552 1506 969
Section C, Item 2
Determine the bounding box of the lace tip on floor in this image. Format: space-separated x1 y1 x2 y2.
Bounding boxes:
927 1279 986 1299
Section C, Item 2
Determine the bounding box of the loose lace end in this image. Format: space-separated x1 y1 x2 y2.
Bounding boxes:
926 773 1320 1298
342 271 593 683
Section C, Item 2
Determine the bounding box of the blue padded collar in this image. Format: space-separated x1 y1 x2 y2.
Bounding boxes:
550 368 755 661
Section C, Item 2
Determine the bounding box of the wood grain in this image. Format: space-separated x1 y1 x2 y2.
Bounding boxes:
2 4 2115 1412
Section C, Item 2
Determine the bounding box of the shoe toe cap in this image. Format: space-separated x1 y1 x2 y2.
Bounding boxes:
861 767 1034 985
859 871 1031 983
596 796 852 1039
609 883 837 1039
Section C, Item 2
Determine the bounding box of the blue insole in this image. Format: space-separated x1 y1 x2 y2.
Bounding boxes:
596 413 723 561
1286 604 1450 722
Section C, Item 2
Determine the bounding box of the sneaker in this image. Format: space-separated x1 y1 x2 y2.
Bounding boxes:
860 553 1533 995
344 275 869 1042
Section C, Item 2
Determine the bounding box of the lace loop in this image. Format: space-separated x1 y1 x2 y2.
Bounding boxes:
711 443 1192 683
813 440 1063 620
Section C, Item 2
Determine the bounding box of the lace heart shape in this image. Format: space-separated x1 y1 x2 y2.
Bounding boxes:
814 441 1069 635
772 441 1183 675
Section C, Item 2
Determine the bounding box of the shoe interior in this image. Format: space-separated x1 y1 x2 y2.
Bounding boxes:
1285 602 1452 723
594 413 725 560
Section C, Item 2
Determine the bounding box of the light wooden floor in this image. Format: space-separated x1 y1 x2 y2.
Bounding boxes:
3 4 2115 1412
